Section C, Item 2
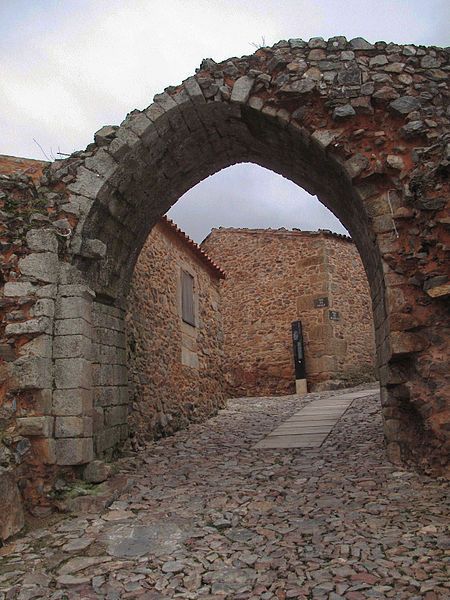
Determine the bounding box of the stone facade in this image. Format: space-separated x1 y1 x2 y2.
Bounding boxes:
0 35 449 538
126 217 225 446
202 228 376 396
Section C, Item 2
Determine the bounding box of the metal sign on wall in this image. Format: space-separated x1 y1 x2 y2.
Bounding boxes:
291 320 306 380
314 296 329 308
329 310 340 321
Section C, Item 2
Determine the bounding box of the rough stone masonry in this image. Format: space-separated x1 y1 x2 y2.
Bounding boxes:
0 35 449 539
202 227 376 396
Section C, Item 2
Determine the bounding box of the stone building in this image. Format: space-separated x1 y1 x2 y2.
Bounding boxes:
202 227 376 396
126 216 226 446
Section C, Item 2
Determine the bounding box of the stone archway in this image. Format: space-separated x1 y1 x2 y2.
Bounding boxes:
1 37 449 529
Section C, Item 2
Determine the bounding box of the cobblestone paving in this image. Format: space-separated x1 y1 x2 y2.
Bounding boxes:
1 386 449 599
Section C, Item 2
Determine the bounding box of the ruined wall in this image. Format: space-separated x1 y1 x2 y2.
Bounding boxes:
126 219 225 445
0 158 67 535
202 228 376 396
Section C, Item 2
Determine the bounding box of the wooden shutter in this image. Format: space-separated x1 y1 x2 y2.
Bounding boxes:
181 270 195 326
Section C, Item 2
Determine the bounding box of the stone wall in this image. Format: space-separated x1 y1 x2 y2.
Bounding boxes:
202 228 376 396
126 218 225 446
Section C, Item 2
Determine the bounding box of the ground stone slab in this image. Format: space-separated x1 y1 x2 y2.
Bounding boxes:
100 521 192 558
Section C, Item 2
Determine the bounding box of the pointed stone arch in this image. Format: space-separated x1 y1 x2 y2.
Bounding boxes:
2 37 449 520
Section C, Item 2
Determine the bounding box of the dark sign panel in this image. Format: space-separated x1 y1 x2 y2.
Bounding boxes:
314 296 329 308
329 310 340 321
291 320 306 379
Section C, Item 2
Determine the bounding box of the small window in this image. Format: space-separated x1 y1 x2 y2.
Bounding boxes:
181 270 195 326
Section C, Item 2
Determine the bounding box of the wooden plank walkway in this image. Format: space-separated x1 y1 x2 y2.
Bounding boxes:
254 388 377 449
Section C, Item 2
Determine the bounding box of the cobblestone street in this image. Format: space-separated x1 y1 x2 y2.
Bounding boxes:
0 386 448 599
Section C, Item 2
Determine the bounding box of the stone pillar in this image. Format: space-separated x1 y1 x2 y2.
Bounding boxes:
53 283 95 465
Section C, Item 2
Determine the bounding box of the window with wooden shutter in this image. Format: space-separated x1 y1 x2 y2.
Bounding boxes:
181 270 195 326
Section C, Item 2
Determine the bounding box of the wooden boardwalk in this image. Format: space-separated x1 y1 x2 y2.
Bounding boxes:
254 388 377 449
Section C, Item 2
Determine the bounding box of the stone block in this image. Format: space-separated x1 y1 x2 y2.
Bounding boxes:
94 427 121 454
59 194 93 218
67 165 105 199
104 405 127 427
36 284 57 299
32 438 56 465
26 228 58 253
94 344 125 364
231 76 255 104
93 310 125 332
59 284 96 300
5 317 51 336
3 282 36 297
307 355 337 374
55 416 92 438
55 318 92 337
94 302 124 318
126 112 155 139
0 472 25 541
94 386 128 407
54 358 92 389
119 423 129 441
58 263 86 285
93 327 126 348
85 148 118 178
53 335 92 359
181 347 199 369
52 388 93 416
79 238 107 259
344 154 369 179
83 460 112 483
93 406 105 431
93 363 127 386
20 335 53 358
389 95 421 116
34 389 53 414
94 125 118 146
9 356 52 390
18 253 59 283
30 298 55 318
390 331 426 357
17 416 54 437
56 296 92 321
311 128 342 150
349 37 374 50
386 441 402 464
56 438 94 465
183 76 205 104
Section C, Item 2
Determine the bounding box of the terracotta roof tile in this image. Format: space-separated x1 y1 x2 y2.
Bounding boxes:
160 216 225 279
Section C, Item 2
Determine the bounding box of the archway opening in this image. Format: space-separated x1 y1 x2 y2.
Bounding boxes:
121 161 377 447
69 100 403 466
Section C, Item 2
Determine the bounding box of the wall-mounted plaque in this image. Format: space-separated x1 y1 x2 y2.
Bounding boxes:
314 296 329 308
329 310 340 321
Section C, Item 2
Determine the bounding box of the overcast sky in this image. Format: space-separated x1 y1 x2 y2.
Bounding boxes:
1 1 448 241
